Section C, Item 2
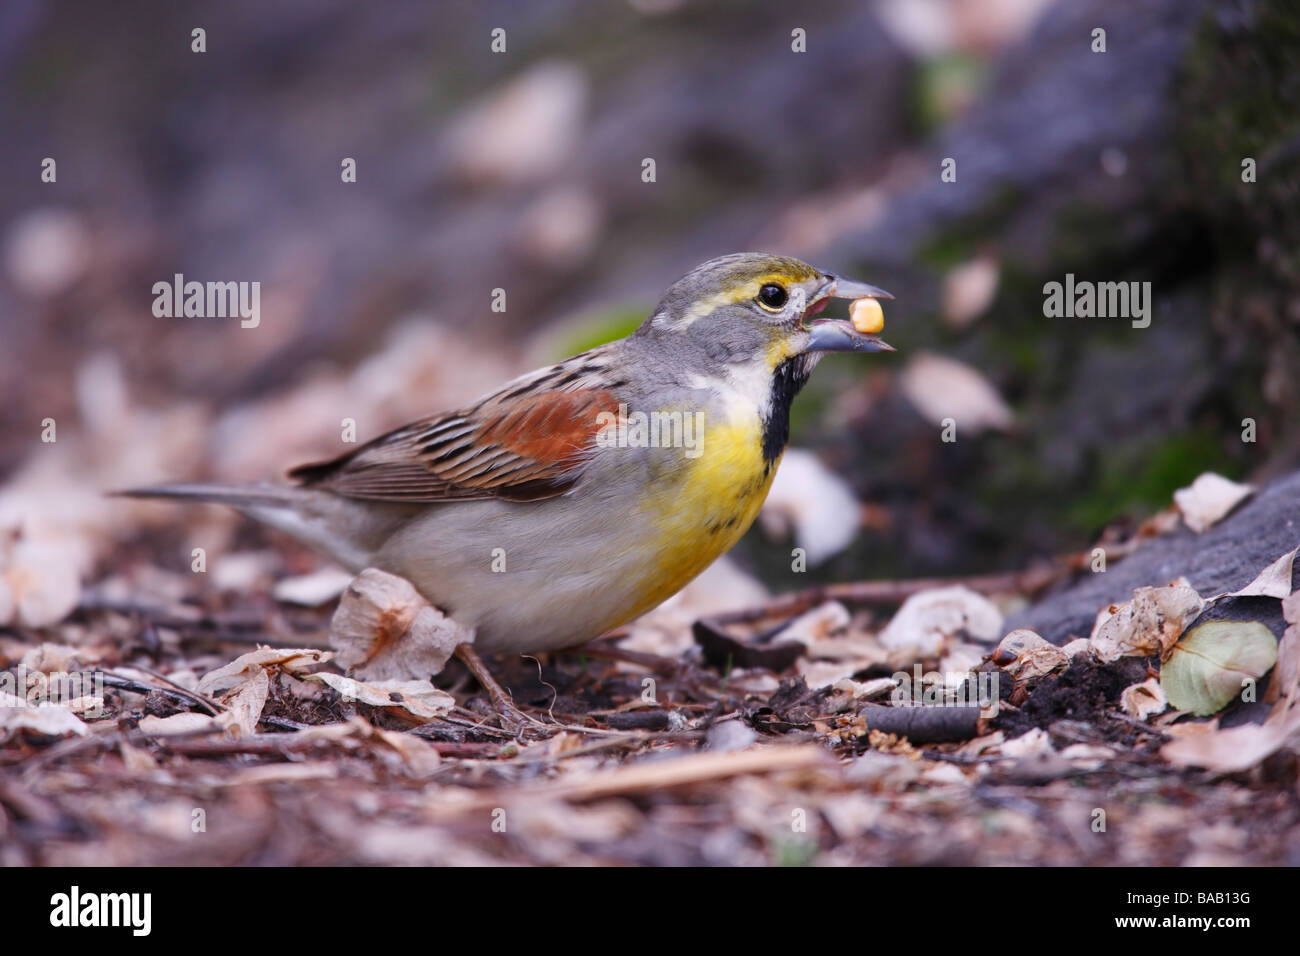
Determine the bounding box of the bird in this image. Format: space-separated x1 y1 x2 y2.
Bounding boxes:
122 252 893 673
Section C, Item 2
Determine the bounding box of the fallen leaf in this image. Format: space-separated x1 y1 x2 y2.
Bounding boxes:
878 585 1003 659
1223 547 1297 599
136 712 221 736
215 667 270 738
329 568 472 680
306 673 454 720
899 351 1014 434
990 628 1068 684
1161 704 1300 772
759 449 861 565
1160 620 1278 716
272 566 355 606
941 254 1000 329
1089 583 1204 663
196 647 331 696
1173 472 1255 533
1267 591 1300 705
0 691 88 738
1120 677 1168 719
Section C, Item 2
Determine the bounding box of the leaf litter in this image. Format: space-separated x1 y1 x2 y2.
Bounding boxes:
2 399 1299 865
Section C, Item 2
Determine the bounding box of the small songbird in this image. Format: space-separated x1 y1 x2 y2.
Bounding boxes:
124 253 893 656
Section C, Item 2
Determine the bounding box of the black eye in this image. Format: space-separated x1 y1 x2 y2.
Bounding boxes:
758 283 788 310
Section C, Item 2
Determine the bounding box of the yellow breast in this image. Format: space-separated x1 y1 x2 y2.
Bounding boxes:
624 416 779 619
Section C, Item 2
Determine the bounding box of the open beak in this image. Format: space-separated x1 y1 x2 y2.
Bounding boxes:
801 272 896 354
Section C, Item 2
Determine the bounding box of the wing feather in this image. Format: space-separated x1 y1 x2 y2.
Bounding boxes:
288 352 620 504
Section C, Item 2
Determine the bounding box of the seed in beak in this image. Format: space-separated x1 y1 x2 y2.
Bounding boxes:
850 297 885 334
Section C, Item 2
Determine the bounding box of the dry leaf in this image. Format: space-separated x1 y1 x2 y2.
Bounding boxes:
759 449 861 565
991 628 1068 684
329 568 472 680
1120 677 1168 719
1089 583 1204 663
878 585 1003 658
1224 547 1297 599
306 673 454 720
272 566 355 606
941 254 999 329
0 691 88 738
1161 705 1300 772
196 647 331 696
215 667 270 738
899 351 1014 434
137 712 221 736
1173 472 1255 533
1267 591 1300 705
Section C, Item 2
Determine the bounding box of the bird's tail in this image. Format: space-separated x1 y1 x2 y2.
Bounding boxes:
112 482 375 571
112 482 305 510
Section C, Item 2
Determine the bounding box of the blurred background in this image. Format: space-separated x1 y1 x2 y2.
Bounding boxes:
0 0 1296 609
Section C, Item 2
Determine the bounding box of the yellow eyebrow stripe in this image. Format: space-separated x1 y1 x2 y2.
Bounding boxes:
675 269 819 326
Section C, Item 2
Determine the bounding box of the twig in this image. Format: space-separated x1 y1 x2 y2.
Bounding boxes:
121 664 222 716
1104 710 1171 742
144 732 500 759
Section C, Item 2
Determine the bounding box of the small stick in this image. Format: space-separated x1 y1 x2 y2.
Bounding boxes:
454 644 547 733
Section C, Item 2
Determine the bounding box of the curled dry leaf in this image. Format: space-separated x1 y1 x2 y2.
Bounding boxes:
1161 702 1300 773
998 727 1053 758
1268 591 1300 705
776 600 851 646
1120 676 1168 719
1089 583 1204 663
329 568 473 681
306 673 454 721
1160 620 1278 717
1173 472 1255 534
1223 547 1298 600
196 647 332 696
0 691 88 739
215 667 270 738
990 628 1068 685
878 585 1003 659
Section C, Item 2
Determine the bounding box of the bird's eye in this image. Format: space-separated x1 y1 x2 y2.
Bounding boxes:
757 283 788 311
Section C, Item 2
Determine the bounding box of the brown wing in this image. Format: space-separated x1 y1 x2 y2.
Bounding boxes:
288 358 622 504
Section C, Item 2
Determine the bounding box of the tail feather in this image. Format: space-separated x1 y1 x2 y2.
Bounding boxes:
111 482 304 510
113 482 374 571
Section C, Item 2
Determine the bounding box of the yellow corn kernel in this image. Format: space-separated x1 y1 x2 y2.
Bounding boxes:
850 297 884 334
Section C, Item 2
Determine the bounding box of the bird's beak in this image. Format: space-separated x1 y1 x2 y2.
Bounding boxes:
801 272 896 354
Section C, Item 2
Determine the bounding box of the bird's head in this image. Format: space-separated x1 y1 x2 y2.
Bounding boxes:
636 251 894 384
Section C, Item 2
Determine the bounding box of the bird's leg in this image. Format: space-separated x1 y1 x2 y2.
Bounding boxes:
454 643 544 734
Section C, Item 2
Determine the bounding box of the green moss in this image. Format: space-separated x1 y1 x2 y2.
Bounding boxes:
914 185 1023 270
1063 432 1234 533
548 305 648 360
908 53 992 135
